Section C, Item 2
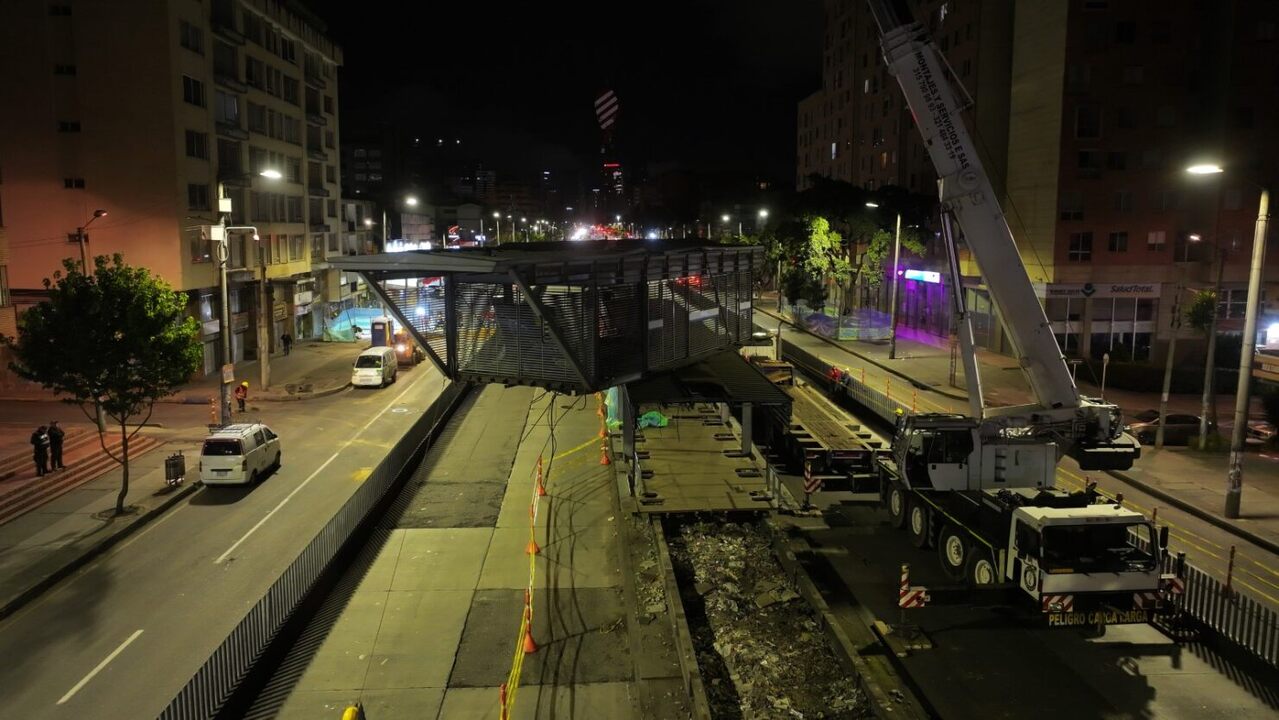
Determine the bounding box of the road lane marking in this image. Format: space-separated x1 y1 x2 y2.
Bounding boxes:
214 378 423 564
58 629 144 705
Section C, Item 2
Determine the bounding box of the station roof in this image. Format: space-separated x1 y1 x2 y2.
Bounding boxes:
626 350 791 408
330 240 763 285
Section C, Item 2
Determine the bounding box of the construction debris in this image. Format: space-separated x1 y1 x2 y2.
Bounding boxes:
669 521 869 719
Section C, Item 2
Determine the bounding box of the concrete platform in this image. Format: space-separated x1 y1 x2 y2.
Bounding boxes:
252 386 647 720
633 404 772 513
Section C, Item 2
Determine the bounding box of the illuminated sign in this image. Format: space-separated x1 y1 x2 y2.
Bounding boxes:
903 269 941 284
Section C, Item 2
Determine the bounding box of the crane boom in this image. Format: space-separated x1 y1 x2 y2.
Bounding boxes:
866 0 1138 470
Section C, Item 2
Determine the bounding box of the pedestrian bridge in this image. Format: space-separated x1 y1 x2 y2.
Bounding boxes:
330 240 765 394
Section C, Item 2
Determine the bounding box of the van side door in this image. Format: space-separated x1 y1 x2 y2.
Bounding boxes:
251 429 267 471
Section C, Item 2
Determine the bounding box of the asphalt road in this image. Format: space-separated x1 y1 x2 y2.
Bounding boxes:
757 310 1279 614
0 364 448 719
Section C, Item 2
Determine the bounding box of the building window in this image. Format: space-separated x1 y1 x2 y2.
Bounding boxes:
182 76 206 107
214 90 239 126
63 177 85 189
190 229 211 264
287 157 302 183
323 95 333 114
245 57 264 89
1075 106 1101 138
1077 150 1102 175
185 130 208 159
831 141 837 160
247 102 267 133
1066 64 1090 92
1114 190 1133 211
188 183 211 210
1107 231 1128 252
280 37 297 63
1059 191 1084 221
57 120 81 132
282 76 300 105
1068 232 1093 262
325 164 335 183
326 199 337 218
1114 21 1136 44
179 19 204 54
1147 230 1167 250
324 129 335 149
53 64 76 76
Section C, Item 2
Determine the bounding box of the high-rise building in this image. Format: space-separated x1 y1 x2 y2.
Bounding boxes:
0 0 343 375
799 0 1279 363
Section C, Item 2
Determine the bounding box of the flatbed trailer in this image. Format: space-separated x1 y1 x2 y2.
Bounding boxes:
747 356 889 490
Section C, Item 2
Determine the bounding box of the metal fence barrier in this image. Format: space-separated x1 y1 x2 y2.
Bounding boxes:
159 381 469 720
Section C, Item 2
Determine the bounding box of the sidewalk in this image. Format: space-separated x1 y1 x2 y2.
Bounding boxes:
757 300 1279 556
0 338 362 405
0 424 201 618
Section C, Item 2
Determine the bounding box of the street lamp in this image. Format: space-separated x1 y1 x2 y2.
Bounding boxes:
73 209 108 273
492 211 502 245
259 168 283 180
405 196 419 207
1155 233 1198 447
868 201 904 359
1186 162 1270 518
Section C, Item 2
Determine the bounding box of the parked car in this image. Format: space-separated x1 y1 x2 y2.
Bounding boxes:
1125 410 1215 446
352 346 398 387
199 423 281 485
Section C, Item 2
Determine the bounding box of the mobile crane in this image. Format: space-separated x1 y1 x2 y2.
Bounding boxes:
864 0 1178 627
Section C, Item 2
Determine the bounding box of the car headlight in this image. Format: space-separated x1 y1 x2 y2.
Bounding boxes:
395 343 407 352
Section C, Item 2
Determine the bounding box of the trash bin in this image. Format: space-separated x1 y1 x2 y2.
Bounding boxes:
165 452 185 486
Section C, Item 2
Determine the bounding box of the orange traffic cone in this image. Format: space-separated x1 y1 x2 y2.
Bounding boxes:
527 537 540 554
599 441 611 466
523 625 539 654
536 475 547 497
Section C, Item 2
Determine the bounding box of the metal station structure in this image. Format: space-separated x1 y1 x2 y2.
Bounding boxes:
331 240 766 394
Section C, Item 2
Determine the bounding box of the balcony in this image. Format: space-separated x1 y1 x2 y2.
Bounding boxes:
216 121 249 141
214 72 246 94
307 185 330 198
211 3 245 45
304 71 326 90
306 112 327 127
307 147 327 162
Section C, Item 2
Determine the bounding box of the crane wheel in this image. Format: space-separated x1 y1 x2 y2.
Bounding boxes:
966 553 997 585
908 503 931 548
938 525 968 581
887 484 908 529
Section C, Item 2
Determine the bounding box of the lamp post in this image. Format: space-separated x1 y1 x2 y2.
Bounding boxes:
74 209 108 274
1187 163 1271 517
1155 237 1194 448
867 201 904 359
254 169 282 390
492 211 501 245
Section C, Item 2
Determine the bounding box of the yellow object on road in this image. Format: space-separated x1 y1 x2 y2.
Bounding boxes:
341 703 365 720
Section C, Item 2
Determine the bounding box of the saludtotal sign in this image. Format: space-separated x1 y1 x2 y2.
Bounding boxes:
1043 282 1162 299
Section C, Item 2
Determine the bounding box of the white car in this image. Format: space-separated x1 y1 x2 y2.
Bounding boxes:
200 423 281 485
352 346 398 387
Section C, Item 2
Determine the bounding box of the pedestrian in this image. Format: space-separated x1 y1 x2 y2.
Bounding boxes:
48 420 65 470
30 425 50 477
234 381 248 413
281 332 293 355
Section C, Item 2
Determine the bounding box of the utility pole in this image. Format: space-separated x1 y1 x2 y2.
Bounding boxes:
258 239 272 390
1199 248 1226 449
216 191 233 427
888 213 903 359
1155 283 1182 448
1226 188 1270 519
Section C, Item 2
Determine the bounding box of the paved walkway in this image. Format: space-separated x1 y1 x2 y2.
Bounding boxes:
257 386 652 719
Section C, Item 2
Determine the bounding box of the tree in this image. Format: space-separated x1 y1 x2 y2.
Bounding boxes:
2 255 202 515
791 216 852 311
1185 288 1223 448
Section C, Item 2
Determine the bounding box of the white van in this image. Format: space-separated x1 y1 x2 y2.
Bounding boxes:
199 423 281 486
352 346 398 388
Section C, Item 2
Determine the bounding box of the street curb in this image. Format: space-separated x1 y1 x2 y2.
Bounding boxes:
757 307 968 402
256 381 351 403
0 479 200 621
1106 469 1279 557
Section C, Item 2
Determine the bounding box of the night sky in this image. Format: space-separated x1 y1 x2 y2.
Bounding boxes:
312 1 823 185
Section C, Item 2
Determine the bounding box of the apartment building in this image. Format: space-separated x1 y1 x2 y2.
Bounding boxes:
0 0 343 375
798 0 1279 364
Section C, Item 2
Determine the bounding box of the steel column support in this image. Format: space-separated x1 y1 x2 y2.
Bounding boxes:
509 270 592 390
361 272 450 376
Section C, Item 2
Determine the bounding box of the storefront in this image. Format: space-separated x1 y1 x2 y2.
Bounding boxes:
1042 282 1160 361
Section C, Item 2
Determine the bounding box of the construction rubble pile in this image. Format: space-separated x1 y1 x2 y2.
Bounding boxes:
670 521 868 719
